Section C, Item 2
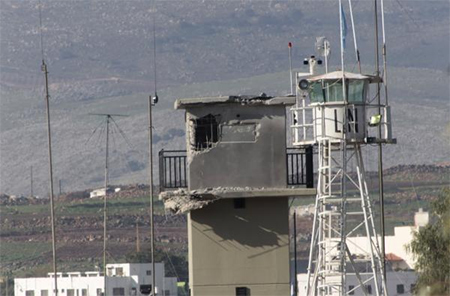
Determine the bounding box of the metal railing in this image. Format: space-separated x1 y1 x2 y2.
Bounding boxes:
286 146 314 188
158 150 187 191
159 147 314 191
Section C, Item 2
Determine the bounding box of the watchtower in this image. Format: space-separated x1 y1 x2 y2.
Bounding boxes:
292 63 395 295
160 95 315 296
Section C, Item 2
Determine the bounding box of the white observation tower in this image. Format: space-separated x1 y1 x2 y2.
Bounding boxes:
291 53 395 295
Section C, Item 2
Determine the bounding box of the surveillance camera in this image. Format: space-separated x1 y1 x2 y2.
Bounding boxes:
152 95 159 104
298 79 309 90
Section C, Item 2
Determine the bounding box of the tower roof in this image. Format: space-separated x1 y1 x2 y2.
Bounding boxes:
308 71 382 83
175 95 295 109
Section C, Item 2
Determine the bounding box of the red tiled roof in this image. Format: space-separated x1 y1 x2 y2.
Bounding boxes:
386 253 403 261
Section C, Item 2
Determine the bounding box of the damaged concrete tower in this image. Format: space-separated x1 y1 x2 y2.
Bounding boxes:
159 95 315 296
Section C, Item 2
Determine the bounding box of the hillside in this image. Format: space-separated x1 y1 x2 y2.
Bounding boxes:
0 165 448 284
0 0 449 196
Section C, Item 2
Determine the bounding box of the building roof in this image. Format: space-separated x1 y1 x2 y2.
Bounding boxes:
175 95 296 109
386 253 404 262
307 71 382 83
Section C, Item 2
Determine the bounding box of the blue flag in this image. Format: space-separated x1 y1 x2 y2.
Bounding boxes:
341 4 348 49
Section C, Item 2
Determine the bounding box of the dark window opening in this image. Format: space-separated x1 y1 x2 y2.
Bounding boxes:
140 285 152 295
236 287 250 296
397 284 405 294
234 198 246 209
348 285 355 295
192 114 219 151
366 285 372 295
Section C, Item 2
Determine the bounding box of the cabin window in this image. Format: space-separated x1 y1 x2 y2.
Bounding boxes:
397 284 405 294
81 289 88 296
115 267 123 276
310 82 325 103
40 290 49 296
191 114 219 150
67 289 75 296
309 80 366 103
348 80 366 103
96 288 103 296
25 291 35 296
146 270 152 276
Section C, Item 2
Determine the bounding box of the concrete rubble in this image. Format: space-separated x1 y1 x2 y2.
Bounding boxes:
160 187 257 214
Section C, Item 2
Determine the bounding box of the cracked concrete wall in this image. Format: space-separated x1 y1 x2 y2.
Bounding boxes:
185 104 288 190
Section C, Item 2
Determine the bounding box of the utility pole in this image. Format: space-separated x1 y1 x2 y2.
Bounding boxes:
148 95 157 296
293 208 298 296
103 114 110 295
38 2 58 292
43 58 58 296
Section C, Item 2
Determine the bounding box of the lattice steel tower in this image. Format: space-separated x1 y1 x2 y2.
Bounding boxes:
291 55 395 295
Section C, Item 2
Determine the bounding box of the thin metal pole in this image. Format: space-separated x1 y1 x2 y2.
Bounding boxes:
103 115 110 295
30 166 33 198
293 208 298 296
148 96 156 296
288 42 293 95
43 61 58 296
339 1 349 291
348 0 362 73
374 0 387 291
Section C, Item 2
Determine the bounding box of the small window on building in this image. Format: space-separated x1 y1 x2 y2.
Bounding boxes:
107 267 113 276
410 284 416 293
140 284 152 295
164 290 171 296
112 287 125 296
234 198 246 209
116 267 123 276
67 289 75 296
397 284 405 294
146 270 152 276
191 114 219 151
81 289 88 296
348 285 355 295
96 288 103 296
26 291 35 296
365 285 372 295
40 290 49 296
236 287 250 296
131 287 137 296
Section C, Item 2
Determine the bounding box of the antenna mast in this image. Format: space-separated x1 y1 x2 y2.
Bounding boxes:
39 1 58 294
87 113 128 295
103 114 110 294
374 0 387 283
148 3 159 294
288 42 293 95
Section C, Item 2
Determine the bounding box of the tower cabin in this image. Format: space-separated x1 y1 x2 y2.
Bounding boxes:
159 95 316 296
293 70 395 146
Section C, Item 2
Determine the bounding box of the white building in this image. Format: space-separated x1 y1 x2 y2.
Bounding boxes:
297 209 428 295
15 263 178 296
89 187 115 198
